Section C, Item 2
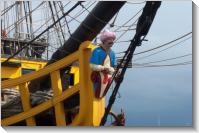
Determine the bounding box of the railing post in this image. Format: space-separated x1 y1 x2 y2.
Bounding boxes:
19 83 36 126
78 42 94 125
51 70 66 126
78 42 106 126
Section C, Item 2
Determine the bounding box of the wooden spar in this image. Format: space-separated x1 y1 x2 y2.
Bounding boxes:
48 1 125 64
28 1 126 92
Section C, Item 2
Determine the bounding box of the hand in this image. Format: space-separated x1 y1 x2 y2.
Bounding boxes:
103 67 110 73
103 66 115 74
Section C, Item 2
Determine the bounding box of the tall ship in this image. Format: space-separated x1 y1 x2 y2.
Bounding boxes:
1 1 162 126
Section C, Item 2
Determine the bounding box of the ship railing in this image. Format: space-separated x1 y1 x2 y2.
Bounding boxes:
1 41 105 126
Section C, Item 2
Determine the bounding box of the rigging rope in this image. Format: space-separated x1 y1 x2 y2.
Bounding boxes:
43 1 96 36
1 2 16 16
133 53 192 66
126 1 146 5
57 1 72 36
133 36 192 61
116 32 192 55
48 1 63 46
113 7 143 32
4 2 45 36
134 32 192 55
80 2 140 29
133 61 192 68
53 1 66 42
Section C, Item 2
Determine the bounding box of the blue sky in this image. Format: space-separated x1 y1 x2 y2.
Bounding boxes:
106 1 192 126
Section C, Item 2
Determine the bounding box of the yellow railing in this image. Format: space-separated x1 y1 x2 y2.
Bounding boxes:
1 41 105 126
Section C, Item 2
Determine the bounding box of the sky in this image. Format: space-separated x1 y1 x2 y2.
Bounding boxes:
1 0 192 127
106 1 192 126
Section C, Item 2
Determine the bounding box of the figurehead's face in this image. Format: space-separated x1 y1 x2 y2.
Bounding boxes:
100 30 116 50
102 39 114 49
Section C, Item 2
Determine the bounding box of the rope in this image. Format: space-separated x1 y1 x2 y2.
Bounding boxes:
126 1 146 5
133 36 192 61
116 32 192 55
43 1 96 36
134 32 192 55
1 89 53 119
80 2 140 29
133 53 192 65
133 61 192 68
57 1 72 36
114 7 143 32
4 2 45 36
1 2 16 16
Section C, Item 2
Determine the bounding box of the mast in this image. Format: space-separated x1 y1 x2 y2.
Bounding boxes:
27 1 34 39
15 1 24 39
48 1 63 46
53 1 66 42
